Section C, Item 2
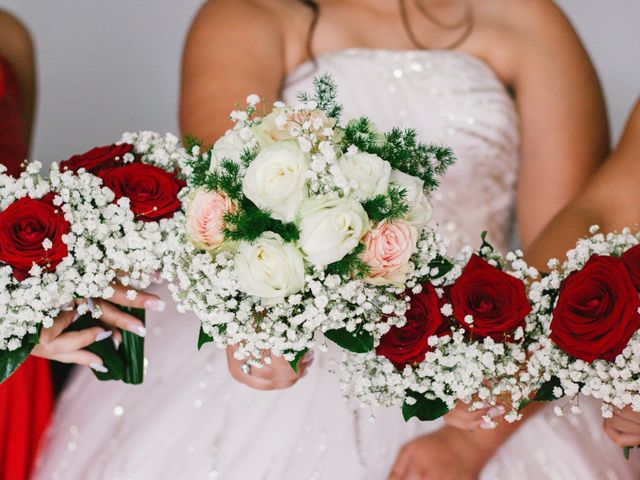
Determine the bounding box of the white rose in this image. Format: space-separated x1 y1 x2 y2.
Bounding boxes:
209 129 246 171
242 142 309 222
297 196 370 266
235 232 305 304
252 108 291 147
337 150 391 200
390 169 433 226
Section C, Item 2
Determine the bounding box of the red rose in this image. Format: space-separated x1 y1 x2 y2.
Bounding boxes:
622 245 640 291
550 255 640 362
97 163 185 222
0 195 70 281
60 143 133 173
376 282 450 370
447 254 531 342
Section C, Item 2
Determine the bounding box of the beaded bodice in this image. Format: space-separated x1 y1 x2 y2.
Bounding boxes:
284 48 520 253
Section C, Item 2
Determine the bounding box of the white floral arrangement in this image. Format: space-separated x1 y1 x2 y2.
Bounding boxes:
170 75 455 370
0 161 138 381
526 227 640 421
339 237 541 423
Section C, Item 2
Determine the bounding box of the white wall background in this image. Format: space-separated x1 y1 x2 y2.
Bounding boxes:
1 0 639 162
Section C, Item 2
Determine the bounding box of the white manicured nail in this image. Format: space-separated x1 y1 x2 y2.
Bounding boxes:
71 312 81 323
113 337 121 349
480 420 497 429
488 406 505 418
144 299 165 312
95 330 113 342
89 362 108 373
135 325 147 337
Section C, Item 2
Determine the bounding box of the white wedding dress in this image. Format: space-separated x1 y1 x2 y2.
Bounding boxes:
35 49 640 480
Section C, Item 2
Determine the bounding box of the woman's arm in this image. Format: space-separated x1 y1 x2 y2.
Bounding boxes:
180 0 307 145
508 0 609 248
0 10 36 146
526 100 640 269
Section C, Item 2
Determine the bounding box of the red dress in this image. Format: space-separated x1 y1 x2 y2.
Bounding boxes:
0 57 54 480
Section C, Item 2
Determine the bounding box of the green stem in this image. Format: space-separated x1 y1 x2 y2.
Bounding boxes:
118 306 146 385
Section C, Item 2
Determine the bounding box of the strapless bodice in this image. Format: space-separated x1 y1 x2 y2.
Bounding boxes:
284 48 520 253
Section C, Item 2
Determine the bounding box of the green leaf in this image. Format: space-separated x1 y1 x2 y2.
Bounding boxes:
66 313 125 381
479 231 495 252
0 339 36 384
198 327 214 350
428 255 454 279
402 390 449 422
324 326 374 353
287 348 309 374
118 306 146 385
325 243 370 279
533 376 562 402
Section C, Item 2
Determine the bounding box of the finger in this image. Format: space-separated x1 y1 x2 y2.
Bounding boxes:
50 350 105 371
33 327 110 357
107 283 166 311
388 447 412 480
39 310 78 345
94 300 146 337
250 361 310 381
112 329 123 349
405 471 425 480
606 414 640 435
444 407 487 423
614 407 640 424
604 424 640 447
232 372 299 390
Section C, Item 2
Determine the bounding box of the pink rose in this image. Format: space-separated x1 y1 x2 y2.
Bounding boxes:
361 219 417 285
185 188 236 250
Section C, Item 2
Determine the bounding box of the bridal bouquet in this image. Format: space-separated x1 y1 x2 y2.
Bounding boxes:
59 132 188 383
170 75 455 369
526 228 640 423
339 235 541 423
0 162 139 382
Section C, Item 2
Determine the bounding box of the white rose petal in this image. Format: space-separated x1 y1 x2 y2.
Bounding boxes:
242 142 310 222
210 129 247 170
297 196 369 266
337 150 391 200
389 169 433 226
235 232 305 304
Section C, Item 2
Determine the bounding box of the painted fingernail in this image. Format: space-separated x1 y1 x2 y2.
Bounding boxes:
132 325 147 337
488 406 505 418
71 312 81 323
95 330 113 342
113 337 121 349
89 362 108 373
144 299 166 312
480 420 497 429
302 350 314 362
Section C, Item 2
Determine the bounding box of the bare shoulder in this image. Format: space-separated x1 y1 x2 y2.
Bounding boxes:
186 0 310 73
190 0 304 36
475 0 575 35
0 9 33 59
471 0 587 79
